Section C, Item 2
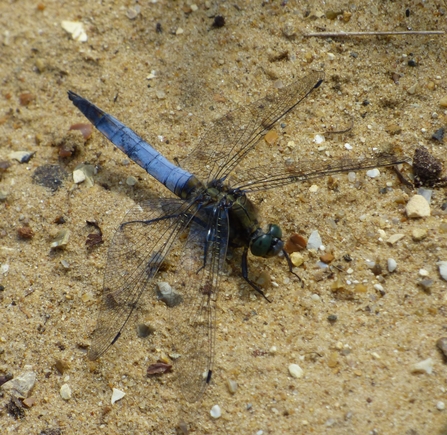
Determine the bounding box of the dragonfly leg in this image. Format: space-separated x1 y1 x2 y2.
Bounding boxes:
282 250 304 288
241 247 271 302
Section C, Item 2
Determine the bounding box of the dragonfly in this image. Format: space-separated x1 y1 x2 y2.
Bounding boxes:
68 71 408 402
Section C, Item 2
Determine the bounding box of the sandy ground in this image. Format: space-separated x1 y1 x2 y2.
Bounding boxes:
1 1 447 434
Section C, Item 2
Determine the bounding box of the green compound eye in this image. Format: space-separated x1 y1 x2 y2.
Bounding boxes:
250 224 284 258
250 233 273 257
268 224 282 240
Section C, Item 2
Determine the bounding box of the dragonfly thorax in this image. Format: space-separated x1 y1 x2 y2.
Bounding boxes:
249 224 284 258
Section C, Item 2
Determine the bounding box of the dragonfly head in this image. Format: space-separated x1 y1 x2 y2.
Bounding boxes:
250 224 284 258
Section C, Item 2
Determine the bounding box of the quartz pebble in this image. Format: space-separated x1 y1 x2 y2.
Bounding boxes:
387 233 405 245
412 357 434 374
436 337 447 358
51 229 70 248
111 388 125 404
73 163 95 186
437 401 445 411
412 228 428 241
156 282 183 307
290 252 304 267
314 134 325 144
1 367 36 398
210 404 221 419
60 383 72 400
406 195 430 218
9 151 35 163
437 261 447 281
226 379 238 394
61 21 88 42
288 363 304 378
387 258 397 272
307 230 322 250
366 168 380 178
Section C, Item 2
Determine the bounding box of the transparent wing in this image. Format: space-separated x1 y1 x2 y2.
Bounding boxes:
169 203 229 402
230 154 411 192
88 198 198 360
179 71 324 184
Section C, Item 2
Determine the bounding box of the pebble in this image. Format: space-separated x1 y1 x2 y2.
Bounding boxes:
320 253 334 264
385 123 402 135
437 401 445 411
264 130 279 145
32 164 68 191
156 282 183 307
344 143 353 150
418 278 433 292
437 261 447 281
226 379 238 394
406 195 430 218
60 383 72 400
126 5 141 19
412 228 428 241
309 184 319 193
407 82 418 95
210 404 221 419
284 234 307 252
1 367 36 398
69 123 93 140
419 269 429 277
439 96 447 107
436 337 447 358
9 151 35 163
366 168 380 178
73 163 95 186
386 233 405 245
290 252 304 267
314 134 325 144
374 283 384 293
111 388 125 404
417 187 432 204
126 176 138 186
432 127 445 142
288 363 304 378
307 230 322 250
412 357 434 374
347 172 356 182
387 258 397 272
61 20 88 42
51 229 71 248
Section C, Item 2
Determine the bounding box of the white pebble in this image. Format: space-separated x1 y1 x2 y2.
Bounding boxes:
437 261 447 281
347 172 356 182
288 363 304 379
61 21 88 42
344 143 353 150
210 404 221 419
111 388 126 404
419 269 429 277
387 258 397 273
437 401 445 411
366 168 380 178
307 230 322 250
374 283 384 292
311 293 321 302
60 384 72 400
406 195 431 218
309 184 319 193
226 379 238 394
412 357 434 374
387 233 405 245
314 134 325 144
